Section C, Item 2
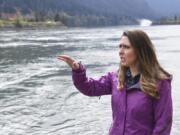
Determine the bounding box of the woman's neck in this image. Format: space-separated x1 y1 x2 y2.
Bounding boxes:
129 65 140 77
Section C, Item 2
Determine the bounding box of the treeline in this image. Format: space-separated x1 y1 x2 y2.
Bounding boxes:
152 15 180 25
53 12 138 27
0 10 138 27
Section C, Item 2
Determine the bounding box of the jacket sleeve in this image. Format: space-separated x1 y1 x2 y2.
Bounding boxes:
152 79 173 135
71 61 112 96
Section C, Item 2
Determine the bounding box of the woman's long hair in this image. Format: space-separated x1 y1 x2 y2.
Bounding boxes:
117 30 172 99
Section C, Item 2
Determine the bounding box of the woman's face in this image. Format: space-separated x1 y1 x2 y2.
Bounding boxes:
119 36 137 67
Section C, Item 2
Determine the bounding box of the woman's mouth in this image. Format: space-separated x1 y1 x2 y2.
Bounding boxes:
120 57 125 62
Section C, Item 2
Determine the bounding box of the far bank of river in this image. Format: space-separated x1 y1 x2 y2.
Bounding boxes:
0 19 67 29
1 18 180 30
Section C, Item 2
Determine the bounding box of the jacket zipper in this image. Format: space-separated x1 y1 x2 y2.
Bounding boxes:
123 88 127 135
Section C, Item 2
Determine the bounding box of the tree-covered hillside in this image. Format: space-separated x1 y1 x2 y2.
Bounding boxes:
0 0 156 27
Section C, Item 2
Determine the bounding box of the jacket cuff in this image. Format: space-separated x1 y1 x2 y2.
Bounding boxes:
72 61 85 73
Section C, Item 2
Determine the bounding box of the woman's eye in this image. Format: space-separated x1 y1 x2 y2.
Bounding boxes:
124 45 130 49
119 44 130 49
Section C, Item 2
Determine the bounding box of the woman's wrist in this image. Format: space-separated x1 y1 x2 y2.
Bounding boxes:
72 61 82 72
72 63 80 70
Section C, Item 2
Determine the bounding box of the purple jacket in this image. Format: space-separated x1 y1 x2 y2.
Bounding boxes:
72 62 173 135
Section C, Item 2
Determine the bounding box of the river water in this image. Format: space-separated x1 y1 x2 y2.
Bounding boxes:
0 25 180 135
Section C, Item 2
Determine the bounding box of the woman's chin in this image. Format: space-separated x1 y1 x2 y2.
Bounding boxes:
121 63 129 67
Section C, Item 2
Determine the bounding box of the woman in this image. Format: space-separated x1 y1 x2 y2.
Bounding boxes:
57 30 173 135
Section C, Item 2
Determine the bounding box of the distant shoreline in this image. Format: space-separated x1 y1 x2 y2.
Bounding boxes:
0 20 68 30
152 22 180 26
152 18 180 26
1 20 180 30
0 21 137 30
0 26 68 32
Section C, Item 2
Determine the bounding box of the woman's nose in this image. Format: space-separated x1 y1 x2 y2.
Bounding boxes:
119 48 124 56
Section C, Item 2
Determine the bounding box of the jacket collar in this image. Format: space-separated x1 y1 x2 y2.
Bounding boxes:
125 67 141 90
